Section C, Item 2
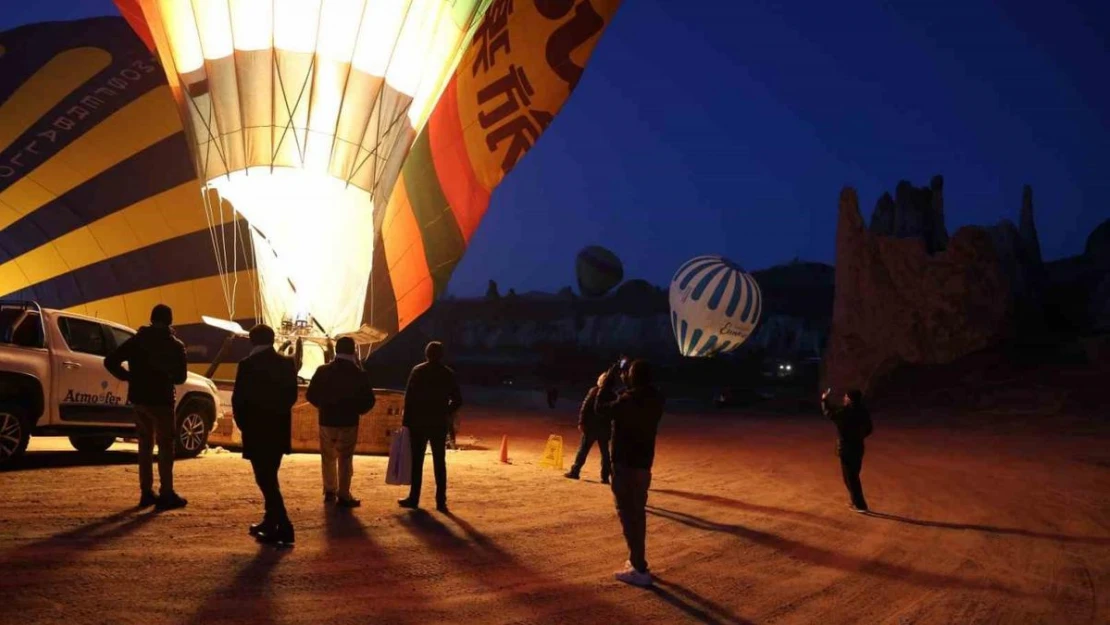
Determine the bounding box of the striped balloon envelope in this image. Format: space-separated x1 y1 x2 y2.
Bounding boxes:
669 255 762 357
114 0 626 344
2 3 625 379
0 17 256 379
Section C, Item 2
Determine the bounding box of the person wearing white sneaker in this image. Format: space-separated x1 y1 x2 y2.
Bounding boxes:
595 359 664 586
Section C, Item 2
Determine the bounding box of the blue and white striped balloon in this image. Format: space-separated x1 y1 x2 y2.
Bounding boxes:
669 255 762 357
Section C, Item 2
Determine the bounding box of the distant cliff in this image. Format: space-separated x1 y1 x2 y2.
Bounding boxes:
370 261 834 366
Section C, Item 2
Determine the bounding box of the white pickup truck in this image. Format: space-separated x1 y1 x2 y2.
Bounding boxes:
0 300 223 468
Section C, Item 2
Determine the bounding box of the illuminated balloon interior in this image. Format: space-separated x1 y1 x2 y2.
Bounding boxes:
132 0 482 337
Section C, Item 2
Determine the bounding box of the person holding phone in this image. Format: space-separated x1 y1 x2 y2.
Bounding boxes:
615 355 632 390
821 387 873 512
564 372 613 483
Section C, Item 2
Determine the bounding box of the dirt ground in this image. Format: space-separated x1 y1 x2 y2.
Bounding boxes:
1 405 1107 625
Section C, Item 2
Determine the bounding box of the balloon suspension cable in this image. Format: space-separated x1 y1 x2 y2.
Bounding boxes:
271 51 315 170
229 201 239 320
200 184 233 317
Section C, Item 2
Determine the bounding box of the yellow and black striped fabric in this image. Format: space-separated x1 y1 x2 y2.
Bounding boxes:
0 17 256 377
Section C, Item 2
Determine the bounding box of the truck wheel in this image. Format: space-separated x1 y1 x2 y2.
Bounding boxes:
69 435 116 453
176 399 212 459
0 406 30 468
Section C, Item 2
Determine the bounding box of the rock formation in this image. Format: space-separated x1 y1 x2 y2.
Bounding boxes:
1086 219 1110 270
987 219 1043 323
1086 219 1110 330
1091 275 1110 332
824 188 1012 394
929 175 949 252
869 193 895 236
868 176 948 254
986 184 1050 326
1019 185 1043 265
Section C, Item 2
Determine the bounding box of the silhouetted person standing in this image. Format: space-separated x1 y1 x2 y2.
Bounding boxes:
564 372 612 483
398 341 462 512
233 324 299 546
821 388 872 512
104 303 188 510
307 337 375 507
596 359 664 588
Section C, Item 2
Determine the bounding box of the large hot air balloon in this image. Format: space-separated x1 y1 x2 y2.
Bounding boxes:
0 17 255 379
669 255 762 357
576 245 623 297
114 0 625 359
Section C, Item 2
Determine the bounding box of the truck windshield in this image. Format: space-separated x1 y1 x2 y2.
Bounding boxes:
0 308 44 349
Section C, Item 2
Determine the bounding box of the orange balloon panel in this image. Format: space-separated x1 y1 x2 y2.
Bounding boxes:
365 0 624 339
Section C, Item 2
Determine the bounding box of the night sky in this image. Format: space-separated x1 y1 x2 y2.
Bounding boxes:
4 1 1108 296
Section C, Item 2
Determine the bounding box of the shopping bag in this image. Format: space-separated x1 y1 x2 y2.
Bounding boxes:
385 426 412 485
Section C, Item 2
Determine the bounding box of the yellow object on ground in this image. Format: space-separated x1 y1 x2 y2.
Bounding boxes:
539 435 563 470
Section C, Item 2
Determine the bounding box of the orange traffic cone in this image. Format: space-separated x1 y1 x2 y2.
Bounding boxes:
499 435 510 464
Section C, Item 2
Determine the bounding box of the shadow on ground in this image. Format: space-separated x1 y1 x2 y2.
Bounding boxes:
647 505 1029 596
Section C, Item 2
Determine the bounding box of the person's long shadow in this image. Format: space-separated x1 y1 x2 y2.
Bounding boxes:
651 488 837 526
321 508 393 576
653 488 1110 546
443 512 758 624
647 578 756 625
317 507 434 624
865 511 1110 545
646 505 1027 596
400 510 642 622
186 547 289 625
0 507 163 591
324 507 374 543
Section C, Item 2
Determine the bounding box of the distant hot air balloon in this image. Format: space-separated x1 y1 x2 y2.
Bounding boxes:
0 17 254 378
576 245 623 298
669 255 762 357
114 0 625 359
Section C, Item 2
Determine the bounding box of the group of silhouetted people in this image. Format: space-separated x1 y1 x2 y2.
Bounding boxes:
106 303 871 582
562 357 665 587
231 328 462 546
105 304 461 548
561 357 874 587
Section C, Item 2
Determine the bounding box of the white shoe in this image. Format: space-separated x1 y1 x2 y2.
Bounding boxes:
615 568 653 587
613 560 635 574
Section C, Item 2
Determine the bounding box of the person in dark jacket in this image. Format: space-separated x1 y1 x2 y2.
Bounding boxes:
564 372 612 483
398 341 462 512
595 359 664 588
821 388 871 512
307 337 375 507
233 324 299 546
104 304 188 510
